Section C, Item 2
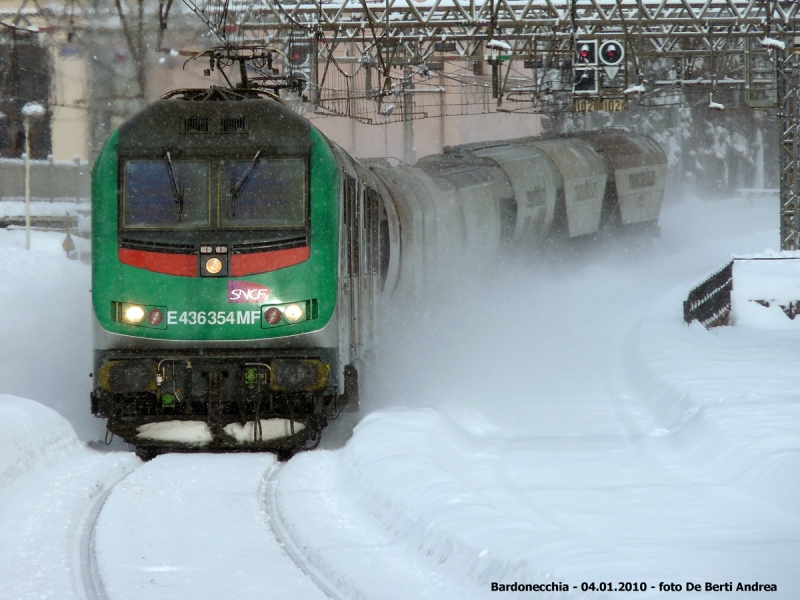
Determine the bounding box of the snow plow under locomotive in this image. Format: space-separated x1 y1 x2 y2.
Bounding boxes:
90 87 667 459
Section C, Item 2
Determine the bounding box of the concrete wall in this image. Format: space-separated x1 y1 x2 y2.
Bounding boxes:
311 112 542 163
51 47 90 163
0 157 90 202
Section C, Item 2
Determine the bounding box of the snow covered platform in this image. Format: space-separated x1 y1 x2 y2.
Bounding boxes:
685 251 800 327
732 252 800 324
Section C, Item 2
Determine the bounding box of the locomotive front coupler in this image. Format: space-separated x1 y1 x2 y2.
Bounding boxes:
92 349 337 451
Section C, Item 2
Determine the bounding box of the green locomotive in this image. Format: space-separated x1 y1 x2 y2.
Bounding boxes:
91 87 667 459
91 89 386 458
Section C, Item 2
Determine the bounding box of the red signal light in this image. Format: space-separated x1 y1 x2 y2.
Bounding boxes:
288 43 311 67
265 307 283 325
600 41 624 66
576 42 597 65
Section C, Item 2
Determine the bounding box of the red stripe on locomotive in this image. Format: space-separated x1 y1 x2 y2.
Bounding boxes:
230 246 310 276
118 246 311 277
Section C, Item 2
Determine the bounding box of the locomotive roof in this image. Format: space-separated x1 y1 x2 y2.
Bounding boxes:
117 97 310 158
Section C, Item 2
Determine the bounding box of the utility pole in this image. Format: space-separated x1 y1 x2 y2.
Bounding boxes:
22 102 45 250
777 41 800 250
403 65 416 164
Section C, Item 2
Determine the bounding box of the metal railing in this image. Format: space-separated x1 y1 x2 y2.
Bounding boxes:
0 157 90 203
683 259 734 327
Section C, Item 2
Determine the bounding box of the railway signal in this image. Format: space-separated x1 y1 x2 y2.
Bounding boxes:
287 42 312 69
285 38 317 103
599 41 625 81
574 41 598 94
576 41 597 66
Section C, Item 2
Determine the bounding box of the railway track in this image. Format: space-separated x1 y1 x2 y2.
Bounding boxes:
262 463 350 600
73 471 135 600
80 453 333 600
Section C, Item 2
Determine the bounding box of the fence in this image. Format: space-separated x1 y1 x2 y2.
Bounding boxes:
0 156 90 202
683 259 734 327
0 156 90 237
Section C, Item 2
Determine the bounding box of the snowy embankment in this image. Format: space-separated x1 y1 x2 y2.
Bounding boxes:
0 396 138 599
0 229 139 600
633 286 800 514
0 229 98 440
1 194 798 599
0 395 80 492
273 194 800 598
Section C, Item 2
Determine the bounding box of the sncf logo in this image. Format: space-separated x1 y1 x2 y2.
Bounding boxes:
228 281 271 304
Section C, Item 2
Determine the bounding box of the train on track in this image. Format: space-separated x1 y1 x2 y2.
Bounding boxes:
90 86 667 459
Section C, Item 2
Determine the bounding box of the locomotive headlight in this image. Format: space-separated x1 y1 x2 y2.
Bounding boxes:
114 302 168 329
205 257 223 274
124 305 145 323
261 300 317 329
283 303 304 323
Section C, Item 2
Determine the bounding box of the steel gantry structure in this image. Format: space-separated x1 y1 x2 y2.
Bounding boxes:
182 0 800 248
4 0 799 246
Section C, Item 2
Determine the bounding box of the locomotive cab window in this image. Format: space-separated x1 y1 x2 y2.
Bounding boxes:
218 157 307 229
123 160 211 229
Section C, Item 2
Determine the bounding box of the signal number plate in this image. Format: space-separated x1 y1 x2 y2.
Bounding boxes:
573 98 627 113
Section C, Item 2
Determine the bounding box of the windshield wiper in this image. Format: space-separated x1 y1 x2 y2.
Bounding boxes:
230 150 262 217
164 150 185 221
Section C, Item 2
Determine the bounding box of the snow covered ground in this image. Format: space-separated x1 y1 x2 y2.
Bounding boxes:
0 395 138 599
0 229 96 440
1 193 798 599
